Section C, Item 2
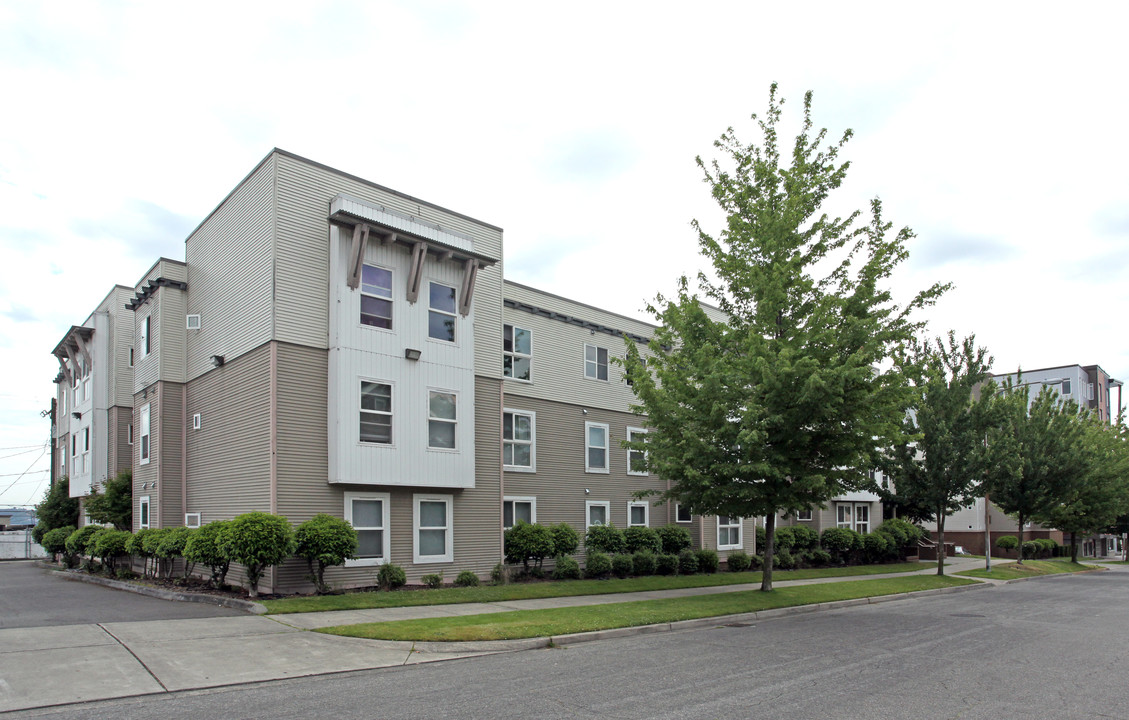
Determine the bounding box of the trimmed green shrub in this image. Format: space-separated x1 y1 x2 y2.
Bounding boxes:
219 512 297 598
552 556 581 580
585 524 625 554
126 528 151 558
421 573 443 589
454 570 480 587
41 526 75 562
611 554 634 578
696 548 719 573
632 551 657 576
657 525 692 555
821 527 861 562
66 525 102 559
810 548 832 566
550 522 580 557
141 528 169 577
862 533 890 563
790 525 819 552
996 535 1018 551
378 563 406 590
155 527 194 579
184 521 232 588
295 514 358 594
655 553 679 575
678 549 699 574
505 521 556 572
773 549 795 569
748 553 764 570
623 526 662 554
490 562 508 585
585 552 612 578
726 550 752 572
92 529 131 572
773 526 796 551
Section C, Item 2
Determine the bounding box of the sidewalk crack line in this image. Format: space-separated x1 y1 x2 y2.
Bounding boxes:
97 624 168 692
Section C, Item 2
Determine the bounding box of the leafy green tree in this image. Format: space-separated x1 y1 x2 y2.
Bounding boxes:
504 521 556 572
623 85 947 590
219 512 296 598
85 469 132 530
1035 415 1129 563
295 514 358 593
41 525 75 563
155 527 195 579
34 476 80 542
880 332 993 575
984 381 1087 564
184 520 232 588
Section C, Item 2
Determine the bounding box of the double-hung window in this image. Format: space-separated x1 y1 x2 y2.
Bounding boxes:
414 494 453 563
360 264 393 329
503 410 535 471
585 421 609 473
836 504 853 529
345 492 390 566
503 496 536 529
503 324 532 380
360 381 392 444
628 501 649 527
586 500 610 529
626 427 648 475
717 516 742 550
428 282 457 342
584 344 608 381
139 404 151 464
428 390 457 449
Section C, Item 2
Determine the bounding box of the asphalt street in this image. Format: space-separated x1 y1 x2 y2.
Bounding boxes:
7 564 1127 720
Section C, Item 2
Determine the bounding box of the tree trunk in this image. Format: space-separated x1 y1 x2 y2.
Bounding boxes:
1070 531 1078 564
1016 513 1025 565
761 513 776 592
936 510 946 576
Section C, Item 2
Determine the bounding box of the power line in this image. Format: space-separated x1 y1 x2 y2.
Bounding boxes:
0 447 47 497
0 471 49 479
0 444 48 452
0 445 48 462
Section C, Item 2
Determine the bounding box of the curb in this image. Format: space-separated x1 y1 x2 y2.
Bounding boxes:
1001 565 1109 584
35 561 267 614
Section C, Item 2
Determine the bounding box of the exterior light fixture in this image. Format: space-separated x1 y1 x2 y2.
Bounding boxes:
210 355 225 368
72 411 81 419
405 348 422 361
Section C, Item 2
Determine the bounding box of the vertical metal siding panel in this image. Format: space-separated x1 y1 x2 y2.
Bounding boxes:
275 343 329 523
133 302 159 392
159 383 184 528
159 283 187 384
184 158 276 381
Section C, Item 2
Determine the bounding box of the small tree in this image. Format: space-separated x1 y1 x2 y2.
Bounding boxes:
85 469 133 530
184 520 232 588
34 476 80 541
550 523 580 557
656 524 692 555
41 525 75 564
65 525 102 563
219 512 296 598
504 521 556 572
295 514 358 594
155 527 195 579
585 523 625 554
92 529 131 573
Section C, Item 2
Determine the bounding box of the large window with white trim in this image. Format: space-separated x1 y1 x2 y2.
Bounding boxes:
360 264 393 329
503 324 531 381
584 344 608 381
345 492 390 566
585 421 609 473
414 494 453 563
836 503 873 532
503 410 535 471
628 501 649 527
503 496 536 529
586 500 610 529
626 427 648 475
427 390 457 450
717 516 742 550
360 381 392 445
428 282 457 342
139 404 151 464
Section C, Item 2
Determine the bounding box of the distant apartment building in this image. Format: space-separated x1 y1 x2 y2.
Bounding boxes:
993 364 1123 423
49 149 757 593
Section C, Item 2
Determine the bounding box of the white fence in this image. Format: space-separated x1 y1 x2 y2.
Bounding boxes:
0 530 48 560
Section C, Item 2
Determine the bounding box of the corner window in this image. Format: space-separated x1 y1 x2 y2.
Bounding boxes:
586 500 610 529
503 324 532 380
139 496 151 529
503 410 535 471
360 264 393 330
585 421 609 473
717 516 741 550
140 315 151 358
676 504 692 523
414 494 453 563
345 492 390 566
503 496 536 529
626 427 648 475
584 344 608 381
360 381 392 445
428 282 457 342
139 404 151 464
428 390 457 450
628 501 649 527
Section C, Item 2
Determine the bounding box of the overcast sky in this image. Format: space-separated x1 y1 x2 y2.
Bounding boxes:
2 1 1127 507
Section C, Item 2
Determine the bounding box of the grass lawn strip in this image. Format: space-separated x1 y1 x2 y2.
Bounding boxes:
262 562 929 614
316 575 975 642
957 559 1099 581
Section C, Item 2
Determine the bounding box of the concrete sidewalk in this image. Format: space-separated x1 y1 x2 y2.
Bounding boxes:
0 556 1064 713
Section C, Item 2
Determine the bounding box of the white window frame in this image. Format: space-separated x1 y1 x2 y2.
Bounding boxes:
627 501 649 527
503 496 537 530
139 496 151 529
359 379 393 446
675 503 692 523
854 503 870 534
186 314 201 330
427 389 458 451
626 426 648 476
184 512 201 528
796 509 813 522
427 281 458 343
139 403 151 464
192 413 201 431
140 315 151 358
586 500 611 530
413 493 454 564
836 503 853 529
503 324 532 382
503 409 536 472
584 343 609 381
585 421 610 474
359 263 394 331
717 516 742 550
127 423 133 445
345 491 391 567
1061 378 1072 396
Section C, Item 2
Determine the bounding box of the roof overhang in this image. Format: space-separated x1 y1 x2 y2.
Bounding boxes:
126 277 188 311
